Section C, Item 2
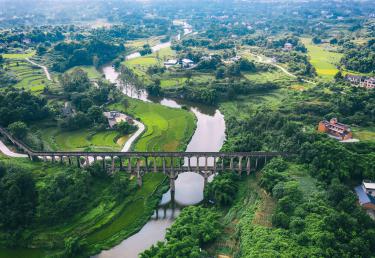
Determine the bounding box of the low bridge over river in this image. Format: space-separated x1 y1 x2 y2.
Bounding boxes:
0 127 289 190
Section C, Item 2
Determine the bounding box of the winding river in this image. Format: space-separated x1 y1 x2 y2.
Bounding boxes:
95 41 226 257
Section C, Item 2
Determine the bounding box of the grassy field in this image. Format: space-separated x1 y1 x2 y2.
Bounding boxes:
0 155 167 257
123 47 178 85
109 97 196 152
3 58 54 93
37 126 126 151
243 70 296 85
301 37 343 81
352 127 375 142
66 66 103 80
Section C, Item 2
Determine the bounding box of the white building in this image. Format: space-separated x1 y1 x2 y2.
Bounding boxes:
164 59 178 66
363 181 375 198
103 111 134 128
181 58 194 68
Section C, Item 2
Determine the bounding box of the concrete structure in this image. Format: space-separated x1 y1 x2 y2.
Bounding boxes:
318 118 353 140
0 126 290 192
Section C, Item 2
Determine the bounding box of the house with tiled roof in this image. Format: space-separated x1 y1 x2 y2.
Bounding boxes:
317 118 352 140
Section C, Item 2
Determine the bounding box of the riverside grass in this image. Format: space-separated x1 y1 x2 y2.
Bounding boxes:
0 155 167 258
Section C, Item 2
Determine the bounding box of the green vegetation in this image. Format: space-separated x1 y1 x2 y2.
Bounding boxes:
109 97 196 152
141 206 221 258
66 66 102 80
301 38 343 80
2 58 55 93
38 127 125 151
0 155 167 257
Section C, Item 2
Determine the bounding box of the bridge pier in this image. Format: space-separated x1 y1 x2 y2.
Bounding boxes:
188 157 191 171
162 157 166 174
246 157 251 175
196 156 199 173
230 157 234 172
153 157 157 173
137 159 142 187
128 158 132 174
119 157 123 171
102 156 106 170
238 156 243 175
111 156 115 173
77 156 80 168
68 156 72 165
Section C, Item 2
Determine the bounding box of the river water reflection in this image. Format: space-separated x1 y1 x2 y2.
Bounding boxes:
95 52 225 257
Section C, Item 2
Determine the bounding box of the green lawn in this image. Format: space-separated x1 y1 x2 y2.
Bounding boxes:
352 127 375 142
66 66 102 80
301 37 343 81
109 97 196 152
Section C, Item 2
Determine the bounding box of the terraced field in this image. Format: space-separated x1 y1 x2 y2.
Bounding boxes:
109 97 196 152
38 127 126 151
3 56 54 93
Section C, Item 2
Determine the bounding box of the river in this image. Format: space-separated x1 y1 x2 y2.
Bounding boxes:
95 42 226 257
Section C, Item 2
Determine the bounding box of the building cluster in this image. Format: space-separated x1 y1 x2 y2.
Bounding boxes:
345 74 375 89
318 118 352 141
163 58 195 68
355 181 375 218
103 111 134 128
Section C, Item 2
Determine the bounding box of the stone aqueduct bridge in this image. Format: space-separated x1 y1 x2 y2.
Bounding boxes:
0 127 289 191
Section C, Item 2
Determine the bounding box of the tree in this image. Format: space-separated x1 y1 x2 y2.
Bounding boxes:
60 68 91 92
204 173 238 206
7 121 28 139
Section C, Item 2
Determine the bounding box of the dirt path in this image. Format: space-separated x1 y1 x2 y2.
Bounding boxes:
248 52 316 85
25 58 52 81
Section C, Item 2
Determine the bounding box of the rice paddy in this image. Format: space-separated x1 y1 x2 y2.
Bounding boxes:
66 65 103 80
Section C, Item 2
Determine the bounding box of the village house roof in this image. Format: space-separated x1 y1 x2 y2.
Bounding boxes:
355 186 375 205
363 182 375 191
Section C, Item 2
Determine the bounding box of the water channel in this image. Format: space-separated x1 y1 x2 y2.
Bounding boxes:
95 42 226 257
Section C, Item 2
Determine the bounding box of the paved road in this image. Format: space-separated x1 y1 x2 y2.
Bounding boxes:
0 139 28 158
121 119 145 152
25 58 52 81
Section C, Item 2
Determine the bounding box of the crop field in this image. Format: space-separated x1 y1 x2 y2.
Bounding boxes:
66 66 102 80
3 58 53 93
109 97 196 152
301 38 343 81
38 127 125 151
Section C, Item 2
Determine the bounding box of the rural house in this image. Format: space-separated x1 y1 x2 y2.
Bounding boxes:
318 118 353 140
